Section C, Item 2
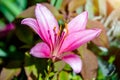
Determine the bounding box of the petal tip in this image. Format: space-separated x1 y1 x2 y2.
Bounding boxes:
82 11 88 17
21 19 25 24
95 29 102 37
62 53 82 74
21 18 31 25
36 3 42 7
36 3 45 10
73 61 82 73
74 68 82 73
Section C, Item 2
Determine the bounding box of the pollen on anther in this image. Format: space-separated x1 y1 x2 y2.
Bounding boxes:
64 23 68 34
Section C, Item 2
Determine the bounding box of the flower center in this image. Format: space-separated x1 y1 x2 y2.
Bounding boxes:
52 23 68 58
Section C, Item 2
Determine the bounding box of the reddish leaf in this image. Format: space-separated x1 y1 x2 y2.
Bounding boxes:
18 6 35 18
18 3 63 21
68 0 86 20
59 0 70 12
0 68 21 80
78 46 98 80
87 20 109 48
68 0 86 13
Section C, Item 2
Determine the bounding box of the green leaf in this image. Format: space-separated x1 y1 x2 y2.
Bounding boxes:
51 0 63 9
0 48 8 57
0 45 24 59
59 71 69 80
69 73 82 80
0 6 15 22
24 53 38 78
5 60 23 68
108 56 115 64
0 20 6 29
54 61 65 72
0 0 27 22
24 53 48 79
98 58 116 77
38 74 43 80
15 24 33 44
64 64 72 71
50 0 56 6
0 0 21 15
9 45 16 52
16 0 27 10
25 64 38 78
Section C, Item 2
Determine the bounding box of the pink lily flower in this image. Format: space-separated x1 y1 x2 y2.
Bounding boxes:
21 4 101 73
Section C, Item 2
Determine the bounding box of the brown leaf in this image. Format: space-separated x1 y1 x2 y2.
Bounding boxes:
68 0 86 20
59 0 70 12
87 20 109 48
18 3 63 21
68 0 86 13
18 6 35 18
58 0 86 21
0 68 21 80
78 46 98 80
58 0 70 21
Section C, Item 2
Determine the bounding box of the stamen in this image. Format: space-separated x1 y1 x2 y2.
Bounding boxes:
53 26 56 32
48 30 53 51
53 23 69 56
53 27 57 42
57 23 69 53
48 30 52 41
59 25 62 36
64 23 68 34
53 26 58 42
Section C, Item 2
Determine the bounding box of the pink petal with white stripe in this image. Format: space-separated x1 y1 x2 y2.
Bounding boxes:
21 18 39 34
61 52 82 73
21 18 46 41
68 11 88 33
30 42 51 58
35 4 59 47
60 29 101 53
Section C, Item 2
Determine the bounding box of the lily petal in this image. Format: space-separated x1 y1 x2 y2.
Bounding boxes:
21 18 39 34
61 52 82 73
60 29 101 53
21 18 46 41
30 42 51 58
35 4 59 47
68 11 88 33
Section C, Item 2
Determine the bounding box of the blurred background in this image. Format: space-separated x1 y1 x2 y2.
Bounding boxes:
0 0 120 80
